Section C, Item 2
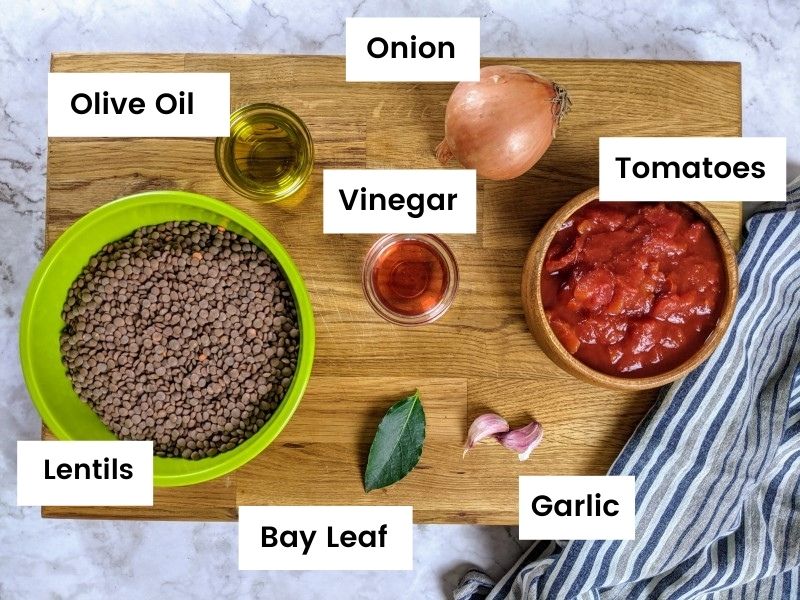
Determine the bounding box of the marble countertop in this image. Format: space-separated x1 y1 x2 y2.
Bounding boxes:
1 1 797 598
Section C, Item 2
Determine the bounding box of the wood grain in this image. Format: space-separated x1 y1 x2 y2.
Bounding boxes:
43 54 742 523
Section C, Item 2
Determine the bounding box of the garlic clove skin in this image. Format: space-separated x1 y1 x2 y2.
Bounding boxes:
496 420 543 461
464 413 510 456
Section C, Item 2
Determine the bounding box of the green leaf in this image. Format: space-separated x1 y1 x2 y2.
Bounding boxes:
364 390 426 492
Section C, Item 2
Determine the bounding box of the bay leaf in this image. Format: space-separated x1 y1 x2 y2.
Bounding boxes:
364 390 425 492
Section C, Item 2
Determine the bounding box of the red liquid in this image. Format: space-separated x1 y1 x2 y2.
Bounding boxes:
372 239 449 316
541 201 725 377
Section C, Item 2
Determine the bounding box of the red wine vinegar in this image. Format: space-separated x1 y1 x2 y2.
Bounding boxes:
371 238 449 316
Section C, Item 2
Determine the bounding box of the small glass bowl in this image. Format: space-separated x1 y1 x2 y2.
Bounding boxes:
215 103 314 203
362 234 459 326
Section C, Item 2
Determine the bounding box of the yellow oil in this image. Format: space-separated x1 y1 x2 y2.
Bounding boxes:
216 104 313 202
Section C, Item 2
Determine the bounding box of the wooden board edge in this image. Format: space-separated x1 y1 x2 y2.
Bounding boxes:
42 505 238 521
40 505 516 525
50 51 189 62
50 52 743 67
731 61 743 135
732 61 744 240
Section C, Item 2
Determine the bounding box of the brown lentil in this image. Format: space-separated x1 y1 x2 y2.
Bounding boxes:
60 221 300 459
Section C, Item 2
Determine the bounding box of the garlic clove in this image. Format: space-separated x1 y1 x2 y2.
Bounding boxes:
464 413 509 456
496 420 543 461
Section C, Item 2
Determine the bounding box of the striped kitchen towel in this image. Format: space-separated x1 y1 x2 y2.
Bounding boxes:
456 179 800 600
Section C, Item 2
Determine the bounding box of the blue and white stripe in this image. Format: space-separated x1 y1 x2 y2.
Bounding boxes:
456 181 800 600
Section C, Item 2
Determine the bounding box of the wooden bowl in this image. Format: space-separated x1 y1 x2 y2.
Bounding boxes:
521 187 738 391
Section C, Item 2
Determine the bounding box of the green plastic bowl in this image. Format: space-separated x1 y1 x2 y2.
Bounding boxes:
19 191 315 487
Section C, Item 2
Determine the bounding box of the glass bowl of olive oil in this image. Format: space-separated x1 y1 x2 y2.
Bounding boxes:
215 103 314 203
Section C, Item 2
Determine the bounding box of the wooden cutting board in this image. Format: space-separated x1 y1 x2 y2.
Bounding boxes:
43 53 742 524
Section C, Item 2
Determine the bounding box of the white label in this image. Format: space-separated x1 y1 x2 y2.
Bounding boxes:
48 72 230 137
346 17 480 82
323 169 476 234
519 476 635 541
17 441 153 506
599 137 786 203
239 506 413 570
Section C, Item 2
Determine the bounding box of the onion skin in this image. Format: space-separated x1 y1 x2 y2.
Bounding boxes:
436 65 571 180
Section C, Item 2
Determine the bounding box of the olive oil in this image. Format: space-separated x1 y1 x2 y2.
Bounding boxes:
215 103 313 202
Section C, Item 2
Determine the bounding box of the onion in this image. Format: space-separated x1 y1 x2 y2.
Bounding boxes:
436 65 571 180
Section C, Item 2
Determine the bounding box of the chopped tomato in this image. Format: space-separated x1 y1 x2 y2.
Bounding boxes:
582 230 638 265
549 318 581 354
545 236 585 272
641 231 688 258
651 291 698 324
540 201 724 377
575 315 627 345
571 267 615 312
686 221 707 244
575 206 627 234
